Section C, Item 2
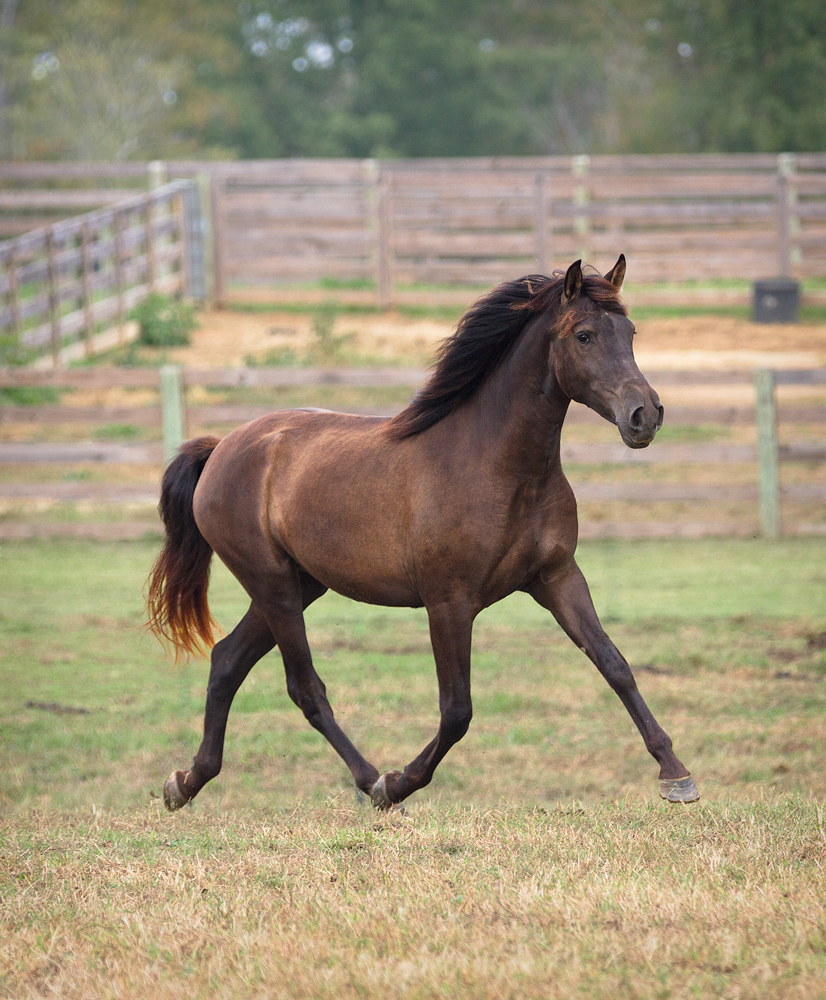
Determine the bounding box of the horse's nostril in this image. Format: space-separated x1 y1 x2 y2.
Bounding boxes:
656 405 664 430
629 405 645 431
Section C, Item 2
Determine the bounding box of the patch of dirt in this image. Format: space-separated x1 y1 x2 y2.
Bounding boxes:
163 310 449 369
634 315 826 357
26 700 90 715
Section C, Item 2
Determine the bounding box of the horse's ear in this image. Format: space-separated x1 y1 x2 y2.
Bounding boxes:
562 259 582 305
604 253 626 290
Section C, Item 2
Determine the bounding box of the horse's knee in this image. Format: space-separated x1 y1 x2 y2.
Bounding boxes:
441 702 472 742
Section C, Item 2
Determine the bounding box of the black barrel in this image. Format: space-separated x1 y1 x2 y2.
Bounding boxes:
752 279 800 323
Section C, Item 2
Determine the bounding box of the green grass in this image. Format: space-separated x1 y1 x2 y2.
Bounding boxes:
227 300 385 316
93 423 143 441
1 538 825 998
0 386 63 405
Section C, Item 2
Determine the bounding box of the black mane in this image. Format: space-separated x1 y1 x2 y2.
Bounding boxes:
385 272 625 440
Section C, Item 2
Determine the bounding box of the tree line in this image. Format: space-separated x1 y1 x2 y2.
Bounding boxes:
1 0 824 161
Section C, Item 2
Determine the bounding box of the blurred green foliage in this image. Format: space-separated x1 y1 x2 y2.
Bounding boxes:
1 0 824 159
131 293 197 347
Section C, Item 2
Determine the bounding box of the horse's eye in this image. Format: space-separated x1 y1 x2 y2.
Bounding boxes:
576 332 590 344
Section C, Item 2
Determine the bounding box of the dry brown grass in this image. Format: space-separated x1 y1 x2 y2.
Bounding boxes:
2 800 825 999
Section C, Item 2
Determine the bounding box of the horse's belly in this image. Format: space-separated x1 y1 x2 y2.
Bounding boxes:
278 505 422 608
311 564 423 608
289 535 421 607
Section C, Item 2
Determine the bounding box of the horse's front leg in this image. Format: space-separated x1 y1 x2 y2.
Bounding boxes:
527 560 699 803
371 600 474 809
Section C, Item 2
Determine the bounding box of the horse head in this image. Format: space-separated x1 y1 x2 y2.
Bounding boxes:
551 256 663 449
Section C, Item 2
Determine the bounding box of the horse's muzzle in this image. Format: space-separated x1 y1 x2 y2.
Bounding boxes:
617 392 664 449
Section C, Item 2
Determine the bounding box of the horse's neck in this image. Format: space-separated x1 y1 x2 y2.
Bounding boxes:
472 315 569 476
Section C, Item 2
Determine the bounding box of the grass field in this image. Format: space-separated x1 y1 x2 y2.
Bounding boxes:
1 538 826 998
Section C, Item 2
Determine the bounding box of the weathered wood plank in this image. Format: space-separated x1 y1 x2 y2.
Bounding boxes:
224 258 375 279
0 162 150 179
0 367 161 388
0 442 163 462
225 230 374 254
0 190 136 209
0 522 162 540
0 405 160 425
180 367 428 388
394 232 541 256
577 520 761 540
0 482 160 501
774 370 826 385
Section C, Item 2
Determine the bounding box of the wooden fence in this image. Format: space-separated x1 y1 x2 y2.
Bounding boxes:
2 155 826 308
1 365 824 539
0 179 206 366
205 154 826 304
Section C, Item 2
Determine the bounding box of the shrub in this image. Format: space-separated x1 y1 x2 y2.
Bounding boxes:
131 293 197 347
308 302 352 363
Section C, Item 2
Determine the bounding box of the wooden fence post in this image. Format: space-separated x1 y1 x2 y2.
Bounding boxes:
209 168 227 308
148 161 168 191
776 153 800 278
45 228 61 366
572 155 590 263
377 167 394 309
195 173 214 305
146 163 167 294
7 245 20 352
754 368 780 538
160 365 186 464
534 172 548 274
113 210 126 345
80 221 94 357
145 193 157 293
179 181 207 303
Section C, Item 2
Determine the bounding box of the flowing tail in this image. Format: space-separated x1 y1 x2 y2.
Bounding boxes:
146 436 221 660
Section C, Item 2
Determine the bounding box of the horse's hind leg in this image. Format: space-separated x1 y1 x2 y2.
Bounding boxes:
527 561 698 803
163 602 275 809
163 572 329 810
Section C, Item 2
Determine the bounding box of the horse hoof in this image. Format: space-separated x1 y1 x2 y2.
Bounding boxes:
659 775 700 804
371 770 402 811
163 770 190 811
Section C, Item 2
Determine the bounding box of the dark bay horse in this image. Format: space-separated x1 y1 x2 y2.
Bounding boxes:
147 257 699 811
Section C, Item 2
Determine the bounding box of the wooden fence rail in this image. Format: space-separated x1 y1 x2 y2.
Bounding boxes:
0 180 206 366
1 365 824 539
2 154 826 308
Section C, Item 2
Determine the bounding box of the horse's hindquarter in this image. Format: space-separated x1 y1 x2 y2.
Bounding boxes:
195 411 422 606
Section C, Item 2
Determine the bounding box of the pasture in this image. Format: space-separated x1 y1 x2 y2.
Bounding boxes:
1 536 825 998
